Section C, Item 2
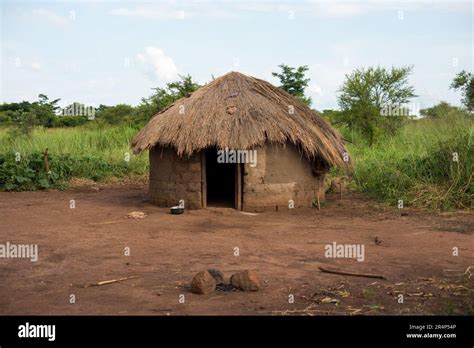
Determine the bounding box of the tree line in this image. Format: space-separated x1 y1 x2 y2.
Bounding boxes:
1 65 472 145
0 75 200 134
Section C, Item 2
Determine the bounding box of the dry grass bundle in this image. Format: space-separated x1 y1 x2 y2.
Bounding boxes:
132 71 350 169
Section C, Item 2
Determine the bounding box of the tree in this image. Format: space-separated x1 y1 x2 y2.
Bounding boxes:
450 70 474 112
0 95 60 128
36 94 61 127
9 110 38 137
0 101 33 113
272 64 312 106
337 66 416 144
420 101 467 119
38 94 61 112
135 74 200 124
95 104 135 125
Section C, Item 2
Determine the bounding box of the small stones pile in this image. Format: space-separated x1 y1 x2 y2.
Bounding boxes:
190 269 260 295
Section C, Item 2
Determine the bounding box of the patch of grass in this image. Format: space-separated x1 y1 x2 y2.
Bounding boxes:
345 114 473 210
0 125 148 190
443 302 457 315
362 288 375 300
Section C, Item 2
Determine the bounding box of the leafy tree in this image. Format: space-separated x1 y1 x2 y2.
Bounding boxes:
52 115 89 127
1 95 61 128
420 101 467 118
96 104 109 113
166 74 200 99
337 66 416 144
95 104 135 125
272 64 312 106
38 94 61 112
0 101 33 113
450 70 474 111
135 74 200 124
34 94 61 127
8 111 38 137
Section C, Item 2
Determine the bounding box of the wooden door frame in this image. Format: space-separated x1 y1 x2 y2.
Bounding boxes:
235 163 242 210
200 151 207 208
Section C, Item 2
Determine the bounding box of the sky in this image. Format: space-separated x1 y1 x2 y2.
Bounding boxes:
1 0 473 112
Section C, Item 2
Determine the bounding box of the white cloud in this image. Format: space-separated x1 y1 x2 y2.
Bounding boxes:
31 8 69 27
136 46 180 82
307 63 354 110
310 83 323 97
30 61 41 71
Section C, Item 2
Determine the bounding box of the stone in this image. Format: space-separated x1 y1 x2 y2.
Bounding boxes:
190 271 216 295
230 270 260 291
207 268 225 285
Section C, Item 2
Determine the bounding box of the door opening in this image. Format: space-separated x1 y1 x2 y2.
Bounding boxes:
205 148 236 208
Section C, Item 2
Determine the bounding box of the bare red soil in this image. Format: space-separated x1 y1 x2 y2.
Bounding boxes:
0 185 472 315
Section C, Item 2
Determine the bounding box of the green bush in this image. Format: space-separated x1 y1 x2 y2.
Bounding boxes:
0 149 146 191
0 152 72 191
52 116 89 127
349 114 473 210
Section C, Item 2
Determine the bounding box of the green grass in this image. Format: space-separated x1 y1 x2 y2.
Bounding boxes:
0 124 148 189
0 124 142 161
343 115 473 210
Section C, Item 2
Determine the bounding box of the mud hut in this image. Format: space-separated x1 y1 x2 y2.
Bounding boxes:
132 71 349 211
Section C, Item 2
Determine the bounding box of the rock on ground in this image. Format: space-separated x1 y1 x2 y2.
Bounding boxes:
230 270 260 291
190 271 217 294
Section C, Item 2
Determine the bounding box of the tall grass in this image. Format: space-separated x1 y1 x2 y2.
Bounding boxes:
0 124 148 185
347 115 473 210
0 124 140 159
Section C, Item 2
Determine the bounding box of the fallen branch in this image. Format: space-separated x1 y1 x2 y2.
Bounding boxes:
43 148 49 177
84 276 138 288
318 266 386 280
88 220 122 225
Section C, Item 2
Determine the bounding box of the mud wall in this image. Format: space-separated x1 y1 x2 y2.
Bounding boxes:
148 146 202 209
242 143 325 212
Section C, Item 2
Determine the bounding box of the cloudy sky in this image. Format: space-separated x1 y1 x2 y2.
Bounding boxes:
1 0 472 111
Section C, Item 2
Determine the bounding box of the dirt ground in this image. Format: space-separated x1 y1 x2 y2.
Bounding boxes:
0 184 472 315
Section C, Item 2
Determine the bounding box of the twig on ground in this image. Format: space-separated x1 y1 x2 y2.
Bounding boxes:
88 220 122 225
318 266 386 280
84 276 138 288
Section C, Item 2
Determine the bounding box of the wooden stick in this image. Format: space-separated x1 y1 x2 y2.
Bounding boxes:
43 148 49 176
317 193 321 210
88 219 122 225
84 276 138 288
319 266 386 280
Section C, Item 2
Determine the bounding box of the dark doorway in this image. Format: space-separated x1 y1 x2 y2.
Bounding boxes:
205 148 236 207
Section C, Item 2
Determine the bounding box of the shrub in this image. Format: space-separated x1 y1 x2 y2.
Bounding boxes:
0 152 72 191
350 114 473 210
52 116 89 127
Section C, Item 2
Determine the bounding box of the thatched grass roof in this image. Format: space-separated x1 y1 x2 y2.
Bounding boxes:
132 71 350 169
